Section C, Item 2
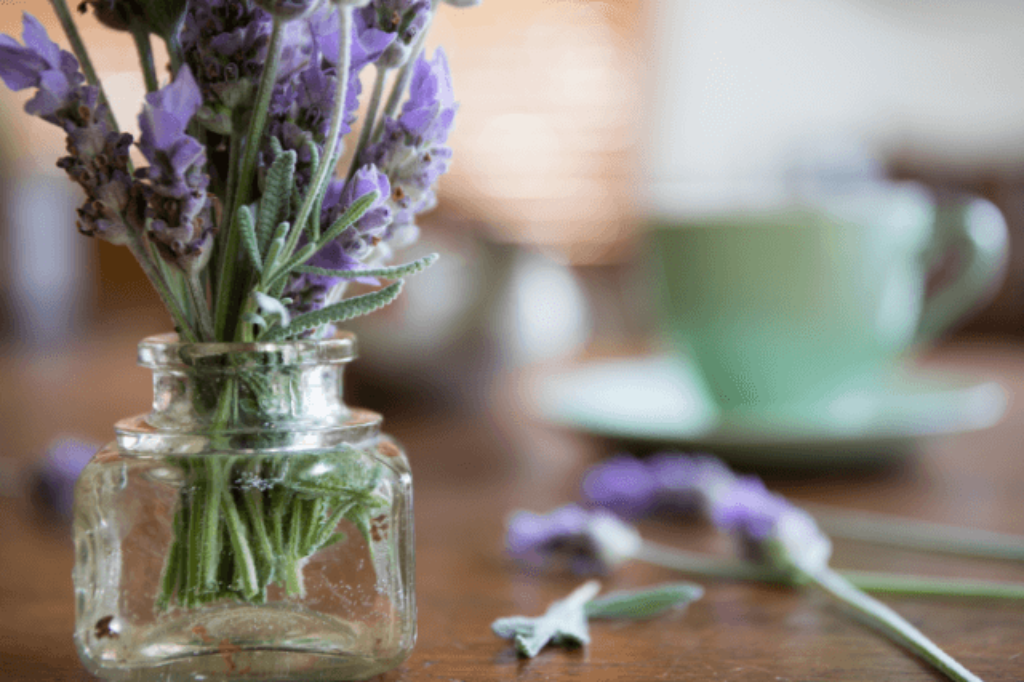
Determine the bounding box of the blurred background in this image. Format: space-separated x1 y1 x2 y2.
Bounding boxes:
4 0 1024 478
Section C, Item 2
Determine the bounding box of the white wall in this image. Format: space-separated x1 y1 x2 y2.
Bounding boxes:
644 0 1024 183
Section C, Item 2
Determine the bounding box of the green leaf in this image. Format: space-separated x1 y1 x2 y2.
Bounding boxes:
584 582 704 620
261 281 404 341
319 191 379 246
237 205 262 272
294 253 439 281
257 149 297 255
302 138 322 240
262 223 291 278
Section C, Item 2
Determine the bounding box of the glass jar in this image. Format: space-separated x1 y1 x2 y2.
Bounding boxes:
72 333 415 681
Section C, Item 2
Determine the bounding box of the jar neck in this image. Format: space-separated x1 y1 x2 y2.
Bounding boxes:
117 334 380 453
148 361 351 432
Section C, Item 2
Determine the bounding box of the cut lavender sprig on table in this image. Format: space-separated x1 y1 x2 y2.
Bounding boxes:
584 452 1024 563
506 503 1003 682
492 580 704 658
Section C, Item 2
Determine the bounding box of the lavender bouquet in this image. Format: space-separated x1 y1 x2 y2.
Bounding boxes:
1 0 475 612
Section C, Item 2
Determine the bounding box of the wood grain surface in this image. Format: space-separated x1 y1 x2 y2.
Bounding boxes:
1 333 1023 681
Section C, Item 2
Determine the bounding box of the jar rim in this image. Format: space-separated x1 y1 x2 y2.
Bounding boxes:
138 332 358 369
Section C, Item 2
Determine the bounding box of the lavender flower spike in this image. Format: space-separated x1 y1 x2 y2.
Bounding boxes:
137 66 215 274
580 454 659 519
361 47 457 252
505 504 641 575
360 0 433 68
0 13 86 123
709 476 832 577
284 165 392 320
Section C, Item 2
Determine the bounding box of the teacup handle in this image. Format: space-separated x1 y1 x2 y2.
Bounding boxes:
915 197 1009 343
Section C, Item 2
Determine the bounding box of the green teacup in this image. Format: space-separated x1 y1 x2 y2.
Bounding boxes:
646 185 1008 415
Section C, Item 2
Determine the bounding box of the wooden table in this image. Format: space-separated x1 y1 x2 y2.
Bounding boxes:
2 332 1023 681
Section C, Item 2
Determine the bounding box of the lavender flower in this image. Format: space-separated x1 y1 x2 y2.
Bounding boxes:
33 438 99 518
0 13 140 244
0 13 87 123
180 0 274 132
361 47 456 250
308 3 394 71
283 165 391 318
506 504 642 575
359 0 432 68
708 476 832 575
263 7 393 192
137 66 215 273
581 452 736 516
580 454 659 519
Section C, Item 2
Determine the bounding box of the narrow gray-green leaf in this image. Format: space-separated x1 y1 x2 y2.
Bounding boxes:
319 191 378 246
237 205 262 272
294 253 439 281
261 281 404 341
302 138 322 240
257 149 297 254
262 224 291 279
584 582 704 620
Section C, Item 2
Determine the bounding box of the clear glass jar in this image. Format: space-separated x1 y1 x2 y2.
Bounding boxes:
73 333 415 681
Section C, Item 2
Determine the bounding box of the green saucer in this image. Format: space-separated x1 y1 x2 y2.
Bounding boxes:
532 356 1008 466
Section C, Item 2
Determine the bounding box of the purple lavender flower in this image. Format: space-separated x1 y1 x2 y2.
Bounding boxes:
581 453 737 518
647 452 736 512
580 455 659 519
308 4 394 71
361 47 456 249
506 504 642 575
262 7 393 192
137 66 215 273
283 165 391 319
709 476 832 574
181 0 274 132
33 438 98 518
0 13 87 124
359 0 432 68
0 13 141 244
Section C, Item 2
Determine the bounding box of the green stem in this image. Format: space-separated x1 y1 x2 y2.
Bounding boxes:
220 482 260 599
840 570 1024 600
156 504 186 611
242 481 277 585
125 234 199 343
284 7 353 261
807 503 1024 563
639 541 1024 599
638 542 790 583
213 17 287 341
47 0 120 132
199 459 224 591
286 501 306 597
185 472 202 607
188 273 215 342
347 64 388 180
131 27 159 93
804 567 983 682
165 33 184 76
